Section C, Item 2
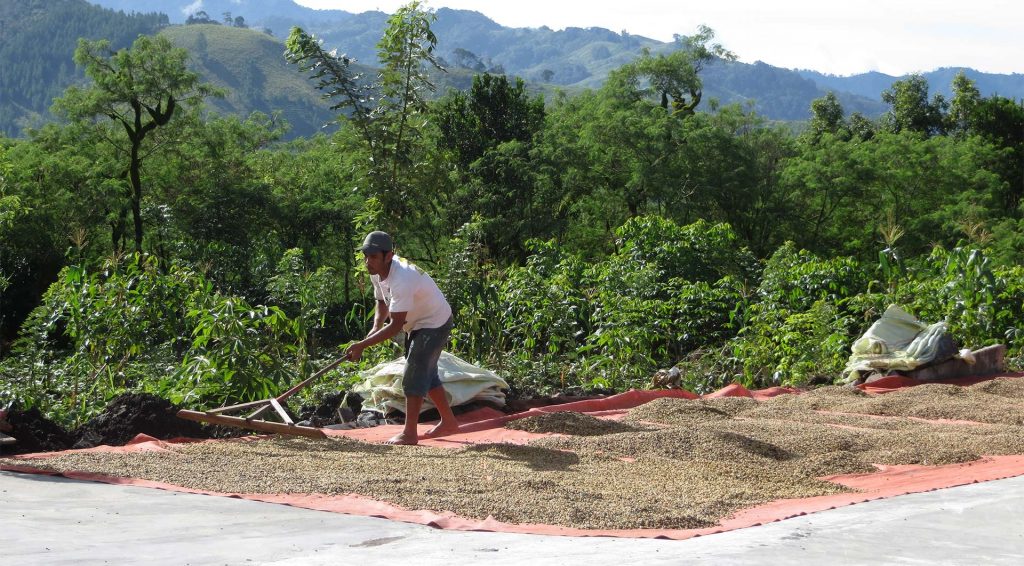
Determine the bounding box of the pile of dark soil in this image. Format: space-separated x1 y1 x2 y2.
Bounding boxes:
4 407 75 455
72 392 209 449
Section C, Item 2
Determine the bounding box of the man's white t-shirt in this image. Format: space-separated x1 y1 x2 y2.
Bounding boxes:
371 255 452 332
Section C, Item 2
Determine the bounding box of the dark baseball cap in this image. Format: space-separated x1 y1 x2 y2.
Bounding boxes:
358 231 394 254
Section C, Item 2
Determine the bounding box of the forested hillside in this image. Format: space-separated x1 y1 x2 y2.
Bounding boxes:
159 24 339 138
0 0 167 136
800 67 1024 103
4 0 1018 135
2 2 1024 429
705 61 887 120
87 0 1024 115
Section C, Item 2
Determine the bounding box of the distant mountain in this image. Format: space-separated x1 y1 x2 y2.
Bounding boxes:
799 68 1024 103
82 0 889 120
87 0 667 87
0 0 167 136
83 0 352 27
159 24 339 138
4 0 1022 137
704 61 887 121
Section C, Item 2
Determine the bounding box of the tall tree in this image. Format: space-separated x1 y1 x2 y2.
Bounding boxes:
607 26 735 117
970 95 1024 212
436 73 545 169
948 71 981 138
0 143 19 295
286 1 444 230
780 132 1003 257
0 144 17 234
435 74 547 258
846 112 877 141
552 25 736 238
373 0 445 212
808 92 846 141
54 35 216 253
881 74 947 136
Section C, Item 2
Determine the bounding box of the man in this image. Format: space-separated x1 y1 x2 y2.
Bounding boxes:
344 231 459 445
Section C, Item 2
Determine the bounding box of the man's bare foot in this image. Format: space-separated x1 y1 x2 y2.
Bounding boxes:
423 421 460 438
384 431 418 445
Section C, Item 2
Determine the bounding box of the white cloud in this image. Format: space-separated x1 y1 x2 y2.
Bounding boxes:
182 0 204 17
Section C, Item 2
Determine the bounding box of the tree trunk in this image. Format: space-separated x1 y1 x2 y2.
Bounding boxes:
129 138 144 254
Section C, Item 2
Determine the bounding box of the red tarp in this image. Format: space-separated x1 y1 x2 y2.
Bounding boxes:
5 374 1024 539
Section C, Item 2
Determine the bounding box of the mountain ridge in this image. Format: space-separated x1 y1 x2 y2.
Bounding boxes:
81 1 1024 110
2 0 1021 137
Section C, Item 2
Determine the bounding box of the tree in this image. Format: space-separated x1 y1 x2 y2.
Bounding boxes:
948 71 981 137
779 133 881 255
538 84 698 249
545 28 737 241
435 74 547 258
881 74 947 136
285 30 374 142
0 144 18 234
808 92 846 141
451 47 485 71
780 132 1004 257
608 26 735 117
542 25 740 247
846 112 877 141
696 106 796 255
0 124 125 342
436 73 544 169
53 35 216 253
186 11 217 25
286 1 444 230
969 95 1024 211
0 144 21 294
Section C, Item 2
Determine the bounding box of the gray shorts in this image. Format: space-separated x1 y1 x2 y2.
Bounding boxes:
402 316 453 397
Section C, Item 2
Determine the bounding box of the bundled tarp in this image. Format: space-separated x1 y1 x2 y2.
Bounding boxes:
844 305 958 382
353 351 508 414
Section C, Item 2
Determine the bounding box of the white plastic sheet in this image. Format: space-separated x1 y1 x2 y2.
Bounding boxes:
353 351 508 414
844 305 951 382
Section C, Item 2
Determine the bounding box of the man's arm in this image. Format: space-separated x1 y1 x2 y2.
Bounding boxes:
346 311 407 361
369 299 389 337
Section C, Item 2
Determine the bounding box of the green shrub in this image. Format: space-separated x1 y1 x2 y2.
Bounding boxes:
726 243 867 387
7 254 204 423
2 253 307 422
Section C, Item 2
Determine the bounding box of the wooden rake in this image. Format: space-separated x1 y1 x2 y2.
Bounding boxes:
177 357 350 439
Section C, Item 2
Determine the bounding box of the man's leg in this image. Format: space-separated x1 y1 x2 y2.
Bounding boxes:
385 395 424 445
423 385 459 438
388 317 455 444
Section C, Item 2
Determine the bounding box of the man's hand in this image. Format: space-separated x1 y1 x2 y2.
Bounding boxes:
346 312 405 362
345 342 365 362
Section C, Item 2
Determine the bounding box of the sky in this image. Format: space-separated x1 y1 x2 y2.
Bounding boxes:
292 0 1022 77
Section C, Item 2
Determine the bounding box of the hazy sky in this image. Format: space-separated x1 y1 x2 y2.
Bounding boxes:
293 0 1022 76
